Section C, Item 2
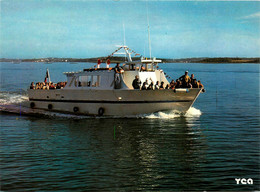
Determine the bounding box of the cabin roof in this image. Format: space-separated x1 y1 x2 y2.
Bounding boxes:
63 68 114 76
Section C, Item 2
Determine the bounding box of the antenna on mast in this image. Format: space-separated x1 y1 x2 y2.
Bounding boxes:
146 1 152 59
123 23 126 46
148 25 152 59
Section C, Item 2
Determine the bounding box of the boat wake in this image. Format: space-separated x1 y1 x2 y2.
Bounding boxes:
0 92 202 119
139 110 181 119
185 107 202 117
0 91 28 105
139 107 202 119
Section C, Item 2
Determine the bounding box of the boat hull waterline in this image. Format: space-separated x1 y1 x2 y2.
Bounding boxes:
27 88 202 116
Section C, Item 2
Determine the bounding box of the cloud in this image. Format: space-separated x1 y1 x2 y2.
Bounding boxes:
242 12 260 19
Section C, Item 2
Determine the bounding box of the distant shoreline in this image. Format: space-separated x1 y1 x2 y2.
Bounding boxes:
0 57 259 64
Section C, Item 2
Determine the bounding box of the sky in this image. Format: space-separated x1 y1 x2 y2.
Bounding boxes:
0 0 260 59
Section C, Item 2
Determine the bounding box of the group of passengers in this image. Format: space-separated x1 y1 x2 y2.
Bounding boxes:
132 71 204 90
177 71 204 88
30 81 67 90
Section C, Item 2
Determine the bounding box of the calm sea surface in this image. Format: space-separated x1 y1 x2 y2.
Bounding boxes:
0 62 259 191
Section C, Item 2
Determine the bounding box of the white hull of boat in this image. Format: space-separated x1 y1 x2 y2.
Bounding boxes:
27 88 202 116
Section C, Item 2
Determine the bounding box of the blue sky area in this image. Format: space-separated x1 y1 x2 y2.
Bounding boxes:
1 0 260 59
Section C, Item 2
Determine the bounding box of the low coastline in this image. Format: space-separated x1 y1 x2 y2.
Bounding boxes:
0 57 259 64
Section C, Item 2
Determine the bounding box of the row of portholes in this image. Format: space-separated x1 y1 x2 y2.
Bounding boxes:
30 102 105 116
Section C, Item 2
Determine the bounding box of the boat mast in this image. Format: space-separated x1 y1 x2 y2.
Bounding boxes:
123 23 126 47
148 24 152 59
146 1 152 59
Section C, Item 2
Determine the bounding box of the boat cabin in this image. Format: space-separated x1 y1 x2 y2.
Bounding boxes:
63 56 169 90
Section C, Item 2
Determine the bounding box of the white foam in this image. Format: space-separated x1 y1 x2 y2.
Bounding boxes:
0 92 28 105
139 107 202 119
138 110 181 119
185 107 202 118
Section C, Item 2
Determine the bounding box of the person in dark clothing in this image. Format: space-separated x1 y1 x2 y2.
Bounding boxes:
190 74 195 83
190 74 197 88
175 79 182 88
179 71 191 88
132 75 142 89
159 81 164 89
170 80 175 89
141 82 147 90
192 79 199 88
155 81 160 89
147 82 154 90
78 81 82 87
114 63 123 73
198 80 204 88
30 82 35 89
56 82 61 89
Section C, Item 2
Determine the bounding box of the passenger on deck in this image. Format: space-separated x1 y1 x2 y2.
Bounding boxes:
198 80 204 88
147 82 154 90
191 74 198 88
179 71 191 88
191 74 195 84
132 75 142 89
192 79 199 88
78 81 82 87
30 82 35 89
141 82 147 90
56 83 61 89
40 82 43 89
49 82 55 89
165 84 170 89
140 65 145 72
155 81 160 90
42 82 47 90
39 83 42 89
35 82 40 89
145 79 149 89
159 81 165 89
175 79 182 88
60 82 65 88
46 82 50 90
114 63 123 73
170 80 175 89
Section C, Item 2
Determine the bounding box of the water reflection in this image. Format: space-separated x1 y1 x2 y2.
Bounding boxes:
23 117 208 190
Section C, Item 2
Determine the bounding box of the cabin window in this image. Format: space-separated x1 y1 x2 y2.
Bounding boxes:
130 64 135 70
146 64 153 71
76 76 88 87
92 75 100 87
81 76 89 87
87 76 92 87
77 75 101 87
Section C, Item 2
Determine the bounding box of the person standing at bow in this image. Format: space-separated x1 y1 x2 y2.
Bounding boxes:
179 71 191 88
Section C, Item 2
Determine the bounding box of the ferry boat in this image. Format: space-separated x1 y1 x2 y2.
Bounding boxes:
28 46 203 116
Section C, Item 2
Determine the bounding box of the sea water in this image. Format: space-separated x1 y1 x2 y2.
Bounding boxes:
0 62 259 191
